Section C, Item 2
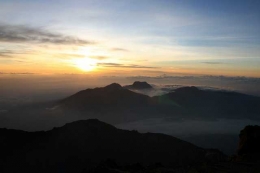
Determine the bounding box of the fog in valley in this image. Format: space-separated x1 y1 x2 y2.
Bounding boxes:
1 74 260 155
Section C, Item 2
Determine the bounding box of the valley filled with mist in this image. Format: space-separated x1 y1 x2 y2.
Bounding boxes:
1 75 260 156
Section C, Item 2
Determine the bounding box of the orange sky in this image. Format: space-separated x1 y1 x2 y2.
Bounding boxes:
0 1 260 78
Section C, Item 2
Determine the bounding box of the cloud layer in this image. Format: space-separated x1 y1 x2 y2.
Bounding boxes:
0 49 31 58
98 63 157 69
0 24 93 45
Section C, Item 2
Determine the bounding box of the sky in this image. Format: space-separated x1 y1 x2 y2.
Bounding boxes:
0 0 260 77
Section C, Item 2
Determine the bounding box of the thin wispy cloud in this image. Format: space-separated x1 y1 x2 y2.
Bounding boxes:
127 74 260 82
54 54 109 60
98 63 157 69
0 72 36 75
0 24 94 45
111 48 129 52
54 53 86 59
202 62 224 65
0 49 32 58
90 56 108 60
0 50 12 57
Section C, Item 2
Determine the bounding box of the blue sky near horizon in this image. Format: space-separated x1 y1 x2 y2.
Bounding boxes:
0 0 259 77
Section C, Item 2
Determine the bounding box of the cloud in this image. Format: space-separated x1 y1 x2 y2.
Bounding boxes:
54 54 109 60
90 56 108 60
202 62 224 65
127 74 260 82
111 48 129 52
54 53 85 59
0 24 94 45
0 72 36 75
0 50 13 57
98 63 157 69
0 49 31 58
126 74 260 97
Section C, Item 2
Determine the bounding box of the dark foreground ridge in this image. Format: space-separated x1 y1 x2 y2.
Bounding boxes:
0 119 205 173
236 125 260 162
1 120 260 173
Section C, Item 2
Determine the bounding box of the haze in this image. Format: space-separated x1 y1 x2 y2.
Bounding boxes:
1 0 260 161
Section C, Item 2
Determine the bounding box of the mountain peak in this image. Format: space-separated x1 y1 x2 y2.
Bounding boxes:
133 81 152 87
104 83 122 90
64 119 104 125
124 81 153 89
58 119 117 131
60 82 152 109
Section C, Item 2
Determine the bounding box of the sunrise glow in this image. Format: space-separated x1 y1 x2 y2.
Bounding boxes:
74 58 97 72
1 2 260 172
0 0 259 77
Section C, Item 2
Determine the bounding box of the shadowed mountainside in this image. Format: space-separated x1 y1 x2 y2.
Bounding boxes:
1 120 260 173
154 86 260 120
60 83 260 121
0 119 205 173
60 83 153 110
1 82 260 160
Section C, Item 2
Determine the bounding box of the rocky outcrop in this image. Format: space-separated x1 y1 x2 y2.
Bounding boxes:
237 125 260 162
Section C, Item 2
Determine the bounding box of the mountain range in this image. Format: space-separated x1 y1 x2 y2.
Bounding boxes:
1 81 260 172
59 82 260 121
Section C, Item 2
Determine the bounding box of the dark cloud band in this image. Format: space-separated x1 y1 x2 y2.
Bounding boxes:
0 24 94 45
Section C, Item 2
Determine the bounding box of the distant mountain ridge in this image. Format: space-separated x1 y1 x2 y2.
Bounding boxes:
3 82 259 133
0 119 205 173
124 81 153 90
60 83 153 109
59 82 260 120
155 86 260 119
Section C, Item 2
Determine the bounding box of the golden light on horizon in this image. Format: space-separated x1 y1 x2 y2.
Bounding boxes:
74 57 97 72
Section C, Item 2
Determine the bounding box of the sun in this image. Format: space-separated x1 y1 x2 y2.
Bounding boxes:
74 57 97 71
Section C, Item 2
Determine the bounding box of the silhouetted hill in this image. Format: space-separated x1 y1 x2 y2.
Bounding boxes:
57 84 260 123
153 86 260 120
0 119 205 173
124 81 153 90
60 83 153 110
